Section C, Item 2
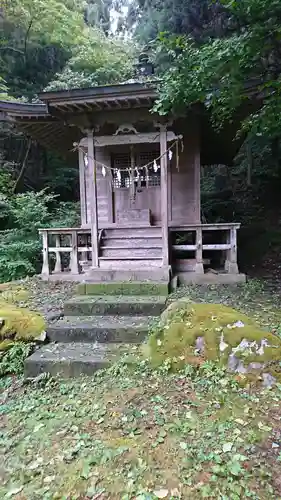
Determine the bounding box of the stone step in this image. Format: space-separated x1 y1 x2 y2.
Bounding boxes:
102 238 162 248
64 295 167 317
100 247 162 258
77 281 169 296
24 342 129 379
47 315 156 343
84 267 171 282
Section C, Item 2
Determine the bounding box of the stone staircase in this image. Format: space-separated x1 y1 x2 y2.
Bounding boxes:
25 281 168 378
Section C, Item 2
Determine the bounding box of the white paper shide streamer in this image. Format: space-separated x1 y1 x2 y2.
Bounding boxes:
102 166 106 177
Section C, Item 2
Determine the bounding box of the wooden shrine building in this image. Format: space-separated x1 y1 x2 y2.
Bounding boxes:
0 82 245 285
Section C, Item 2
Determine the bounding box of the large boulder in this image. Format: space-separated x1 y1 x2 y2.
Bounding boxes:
147 301 281 386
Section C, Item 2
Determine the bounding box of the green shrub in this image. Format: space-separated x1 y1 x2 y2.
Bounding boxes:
0 342 34 376
0 190 79 283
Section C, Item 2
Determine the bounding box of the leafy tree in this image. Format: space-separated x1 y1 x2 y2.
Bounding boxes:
46 29 135 90
117 0 228 42
155 0 281 139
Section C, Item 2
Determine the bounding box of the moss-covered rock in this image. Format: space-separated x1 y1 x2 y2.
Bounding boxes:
147 301 281 383
0 301 46 342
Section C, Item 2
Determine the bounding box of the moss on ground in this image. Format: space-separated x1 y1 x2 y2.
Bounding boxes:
147 301 281 374
0 300 46 343
77 281 169 297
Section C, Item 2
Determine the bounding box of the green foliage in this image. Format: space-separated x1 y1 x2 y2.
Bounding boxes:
0 191 79 282
121 0 227 43
155 0 281 139
46 30 135 91
0 342 33 376
4 0 86 48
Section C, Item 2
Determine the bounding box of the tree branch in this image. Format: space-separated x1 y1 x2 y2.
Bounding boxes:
0 46 24 55
24 18 34 57
13 139 31 194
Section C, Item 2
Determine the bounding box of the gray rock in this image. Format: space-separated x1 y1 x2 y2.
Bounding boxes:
227 354 240 372
262 373 276 388
236 360 248 374
247 362 264 372
195 336 205 354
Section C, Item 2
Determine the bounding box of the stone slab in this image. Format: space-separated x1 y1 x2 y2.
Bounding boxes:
24 342 127 378
177 272 246 285
41 267 171 283
77 281 169 296
64 295 167 317
47 315 156 343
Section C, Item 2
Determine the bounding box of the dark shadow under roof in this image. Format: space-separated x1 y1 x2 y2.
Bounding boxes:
0 82 243 164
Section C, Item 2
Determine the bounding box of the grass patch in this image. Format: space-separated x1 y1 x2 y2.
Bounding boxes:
1 360 281 498
1 277 281 498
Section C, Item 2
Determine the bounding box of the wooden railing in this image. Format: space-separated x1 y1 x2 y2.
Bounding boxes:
170 223 240 274
39 227 94 276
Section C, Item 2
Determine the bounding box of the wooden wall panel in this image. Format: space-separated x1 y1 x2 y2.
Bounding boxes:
85 147 112 226
169 123 200 224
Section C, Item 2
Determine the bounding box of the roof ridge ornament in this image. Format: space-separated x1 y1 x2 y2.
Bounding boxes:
114 123 139 135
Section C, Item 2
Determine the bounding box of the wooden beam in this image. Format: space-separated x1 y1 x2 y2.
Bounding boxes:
160 124 169 266
79 131 178 147
78 148 87 226
87 130 99 268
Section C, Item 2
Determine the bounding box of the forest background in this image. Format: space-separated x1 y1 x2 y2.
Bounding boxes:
1 0 281 282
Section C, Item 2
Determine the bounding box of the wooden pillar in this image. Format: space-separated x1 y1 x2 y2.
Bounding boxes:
41 230 50 276
195 227 204 274
54 234 62 273
78 148 87 226
70 230 79 274
87 130 99 268
225 227 238 274
160 125 169 266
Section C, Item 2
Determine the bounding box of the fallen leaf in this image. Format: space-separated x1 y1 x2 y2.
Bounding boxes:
34 423 44 432
258 421 272 432
43 475 56 484
235 418 246 425
154 489 169 498
6 487 23 497
222 442 233 453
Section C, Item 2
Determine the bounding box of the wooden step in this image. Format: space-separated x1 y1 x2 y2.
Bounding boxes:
102 238 162 247
100 248 162 258
99 258 163 268
105 227 162 238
